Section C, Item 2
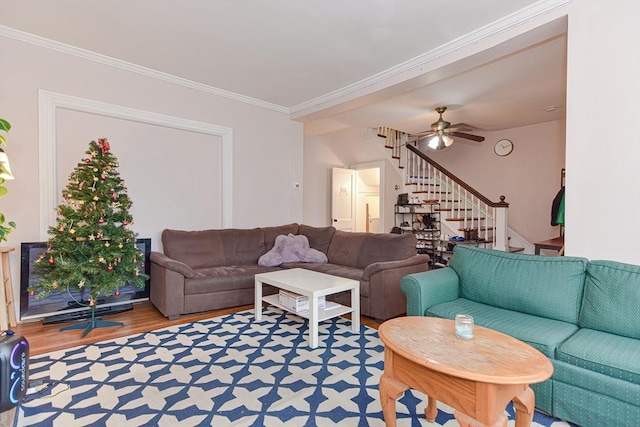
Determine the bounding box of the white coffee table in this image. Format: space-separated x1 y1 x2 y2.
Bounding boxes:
255 268 360 348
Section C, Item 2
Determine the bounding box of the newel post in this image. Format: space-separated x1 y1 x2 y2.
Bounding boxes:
493 195 509 251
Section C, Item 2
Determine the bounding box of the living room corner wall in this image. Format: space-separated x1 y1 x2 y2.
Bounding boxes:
303 126 402 232
564 1 640 264
0 34 303 315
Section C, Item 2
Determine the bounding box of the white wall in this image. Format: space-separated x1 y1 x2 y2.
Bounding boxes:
565 0 640 263
0 35 303 317
303 127 402 232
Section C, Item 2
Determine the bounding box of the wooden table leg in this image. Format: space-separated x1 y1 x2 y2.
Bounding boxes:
455 410 508 427
379 374 408 427
425 395 438 422
512 386 535 427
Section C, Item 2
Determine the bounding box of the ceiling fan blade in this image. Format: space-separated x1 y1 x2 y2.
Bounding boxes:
409 129 435 137
449 131 485 142
448 123 474 132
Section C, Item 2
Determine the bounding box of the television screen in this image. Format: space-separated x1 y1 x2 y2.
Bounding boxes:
20 238 151 322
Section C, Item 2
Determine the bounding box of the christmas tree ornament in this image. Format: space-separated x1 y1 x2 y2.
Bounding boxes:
114 290 120 296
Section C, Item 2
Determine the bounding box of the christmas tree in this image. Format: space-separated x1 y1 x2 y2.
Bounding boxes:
30 138 148 336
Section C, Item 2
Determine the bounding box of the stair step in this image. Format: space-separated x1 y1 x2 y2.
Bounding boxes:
412 190 451 195
447 217 487 222
458 227 493 232
437 208 472 212
405 182 439 187
508 246 525 253
392 155 400 159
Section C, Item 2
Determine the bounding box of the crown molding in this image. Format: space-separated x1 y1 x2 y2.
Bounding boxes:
289 0 572 119
0 25 289 115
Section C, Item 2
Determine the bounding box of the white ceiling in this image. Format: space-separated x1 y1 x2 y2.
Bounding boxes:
0 0 567 134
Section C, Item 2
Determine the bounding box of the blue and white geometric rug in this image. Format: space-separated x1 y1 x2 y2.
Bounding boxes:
17 307 572 426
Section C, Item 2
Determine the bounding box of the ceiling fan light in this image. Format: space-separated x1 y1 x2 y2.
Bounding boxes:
427 135 440 149
443 135 454 147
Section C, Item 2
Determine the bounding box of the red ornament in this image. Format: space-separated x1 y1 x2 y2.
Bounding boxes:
122 220 128 226
29 290 35 296
135 270 140 276
85 158 91 164
141 263 145 268
89 300 95 307
107 265 113 271
101 174 106 180
58 226 65 232
133 258 137 263
48 257 54 265
114 290 120 296
111 192 117 200
98 218 105 224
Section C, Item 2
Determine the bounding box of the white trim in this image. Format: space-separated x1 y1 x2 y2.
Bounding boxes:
3 1 569 120
1 25 288 115
290 0 571 118
38 90 233 238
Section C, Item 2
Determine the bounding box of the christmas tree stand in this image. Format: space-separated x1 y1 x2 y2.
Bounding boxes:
59 306 123 337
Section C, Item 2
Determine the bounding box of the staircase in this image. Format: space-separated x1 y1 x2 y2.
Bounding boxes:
378 127 522 252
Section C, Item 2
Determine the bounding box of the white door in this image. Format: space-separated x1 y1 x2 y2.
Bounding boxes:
331 167 356 231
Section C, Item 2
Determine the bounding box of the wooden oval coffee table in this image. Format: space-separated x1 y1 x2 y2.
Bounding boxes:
378 317 553 427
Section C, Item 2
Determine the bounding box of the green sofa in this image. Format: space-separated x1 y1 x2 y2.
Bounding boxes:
400 245 640 427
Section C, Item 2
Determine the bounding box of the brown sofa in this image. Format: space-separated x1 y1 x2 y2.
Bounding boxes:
150 223 429 321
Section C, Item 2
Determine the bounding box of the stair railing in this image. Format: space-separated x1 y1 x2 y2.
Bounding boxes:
405 144 510 251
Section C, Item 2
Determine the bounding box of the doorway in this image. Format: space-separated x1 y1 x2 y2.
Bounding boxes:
353 162 384 233
331 162 384 233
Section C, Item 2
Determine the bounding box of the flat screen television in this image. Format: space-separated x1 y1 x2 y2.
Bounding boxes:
20 238 151 324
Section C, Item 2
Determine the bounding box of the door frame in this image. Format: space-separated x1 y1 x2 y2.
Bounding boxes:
351 161 385 233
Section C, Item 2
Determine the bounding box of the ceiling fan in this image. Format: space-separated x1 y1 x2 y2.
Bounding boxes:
408 106 485 150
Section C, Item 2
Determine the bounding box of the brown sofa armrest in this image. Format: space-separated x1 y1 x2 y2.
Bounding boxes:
362 254 430 281
365 254 430 321
150 251 198 279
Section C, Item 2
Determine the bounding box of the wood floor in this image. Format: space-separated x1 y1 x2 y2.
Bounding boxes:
12 301 382 356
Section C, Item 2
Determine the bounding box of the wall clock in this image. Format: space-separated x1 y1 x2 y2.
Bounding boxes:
494 139 514 156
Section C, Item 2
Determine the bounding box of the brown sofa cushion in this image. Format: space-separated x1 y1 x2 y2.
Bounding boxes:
261 223 299 252
162 228 265 268
327 231 417 269
162 229 225 268
298 224 336 254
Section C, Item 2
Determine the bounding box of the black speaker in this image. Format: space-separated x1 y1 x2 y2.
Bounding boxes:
0 332 29 412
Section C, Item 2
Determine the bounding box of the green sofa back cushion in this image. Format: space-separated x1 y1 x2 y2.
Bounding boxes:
579 260 640 339
450 246 588 324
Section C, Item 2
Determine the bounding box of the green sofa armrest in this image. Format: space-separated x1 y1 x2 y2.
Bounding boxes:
401 267 460 316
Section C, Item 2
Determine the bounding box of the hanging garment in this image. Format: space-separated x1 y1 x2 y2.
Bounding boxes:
551 186 565 226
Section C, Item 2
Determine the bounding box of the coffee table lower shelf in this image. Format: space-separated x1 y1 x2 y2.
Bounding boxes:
262 294 354 321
